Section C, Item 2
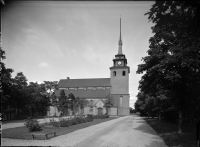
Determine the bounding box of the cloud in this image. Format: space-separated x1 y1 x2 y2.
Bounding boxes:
23 24 65 59
22 28 39 44
71 49 79 58
55 25 63 31
38 62 50 68
83 46 108 66
26 34 39 44
23 28 34 33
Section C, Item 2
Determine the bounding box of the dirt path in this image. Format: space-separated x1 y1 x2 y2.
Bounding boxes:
2 115 167 147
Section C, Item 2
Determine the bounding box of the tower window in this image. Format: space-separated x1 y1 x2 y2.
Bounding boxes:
122 71 126 76
113 71 116 76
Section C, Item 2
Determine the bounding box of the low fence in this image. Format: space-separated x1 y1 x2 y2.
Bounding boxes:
39 115 87 124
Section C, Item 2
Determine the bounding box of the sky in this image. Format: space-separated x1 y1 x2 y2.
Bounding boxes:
2 1 154 108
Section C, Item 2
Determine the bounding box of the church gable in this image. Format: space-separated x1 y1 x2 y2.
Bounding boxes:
96 100 104 108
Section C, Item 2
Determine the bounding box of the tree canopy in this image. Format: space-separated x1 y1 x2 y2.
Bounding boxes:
1 47 58 119
136 1 200 134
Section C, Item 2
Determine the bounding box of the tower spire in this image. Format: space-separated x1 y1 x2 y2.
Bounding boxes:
118 16 123 54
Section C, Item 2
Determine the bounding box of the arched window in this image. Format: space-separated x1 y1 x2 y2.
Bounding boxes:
122 71 126 76
113 71 116 76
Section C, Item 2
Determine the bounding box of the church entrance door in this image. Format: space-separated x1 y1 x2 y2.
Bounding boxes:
98 108 103 115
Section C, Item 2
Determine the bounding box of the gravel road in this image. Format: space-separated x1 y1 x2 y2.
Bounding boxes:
2 115 167 147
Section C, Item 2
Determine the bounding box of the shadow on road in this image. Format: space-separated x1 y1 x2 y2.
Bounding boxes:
131 115 167 147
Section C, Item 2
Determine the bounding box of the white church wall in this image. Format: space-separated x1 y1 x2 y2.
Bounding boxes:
110 68 129 95
109 107 117 115
118 108 129 116
49 106 61 116
84 107 90 115
103 107 106 114
122 95 130 109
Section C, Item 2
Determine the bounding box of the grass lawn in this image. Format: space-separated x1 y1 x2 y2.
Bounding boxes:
145 118 196 147
2 117 116 140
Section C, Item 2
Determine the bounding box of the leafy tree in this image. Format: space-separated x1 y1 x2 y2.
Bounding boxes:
40 81 58 114
135 92 147 116
57 90 70 116
25 82 50 117
144 96 157 118
137 1 200 134
79 99 89 115
42 81 58 97
1 65 14 119
104 96 114 115
14 72 28 87
73 97 84 115
0 47 6 60
50 93 58 107
1 47 15 119
73 97 89 115
13 72 28 117
1 47 53 119
72 97 81 115
68 93 75 113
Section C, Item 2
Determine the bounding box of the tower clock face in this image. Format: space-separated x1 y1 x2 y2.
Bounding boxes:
118 61 122 65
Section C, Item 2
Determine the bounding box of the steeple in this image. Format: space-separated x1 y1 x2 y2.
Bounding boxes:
110 16 130 73
118 17 123 54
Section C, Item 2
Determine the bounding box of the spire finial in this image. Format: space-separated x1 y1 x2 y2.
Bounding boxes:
119 16 122 45
118 16 123 54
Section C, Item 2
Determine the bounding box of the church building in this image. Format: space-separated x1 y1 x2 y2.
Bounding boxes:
49 18 130 116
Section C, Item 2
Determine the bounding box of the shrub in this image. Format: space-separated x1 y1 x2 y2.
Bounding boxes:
86 117 93 122
24 117 42 132
104 113 109 118
74 117 84 124
76 117 87 123
81 117 87 123
50 121 60 127
71 117 83 125
60 119 71 127
71 118 77 125
53 116 94 128
93 115 99 119
87 114 93 119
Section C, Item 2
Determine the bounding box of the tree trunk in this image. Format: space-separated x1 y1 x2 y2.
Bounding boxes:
158 112 161 120
78 106 80 116
178 76 186 134
178 109 183 134
30 107 32 117
16 106 19 118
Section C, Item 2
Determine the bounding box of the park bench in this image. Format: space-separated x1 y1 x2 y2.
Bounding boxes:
31 132 56 140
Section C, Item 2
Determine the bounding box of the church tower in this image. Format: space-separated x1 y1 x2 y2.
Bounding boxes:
110 17 130 116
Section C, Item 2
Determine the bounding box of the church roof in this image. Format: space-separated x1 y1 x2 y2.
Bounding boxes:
55 89 110 99
58 78 111 88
